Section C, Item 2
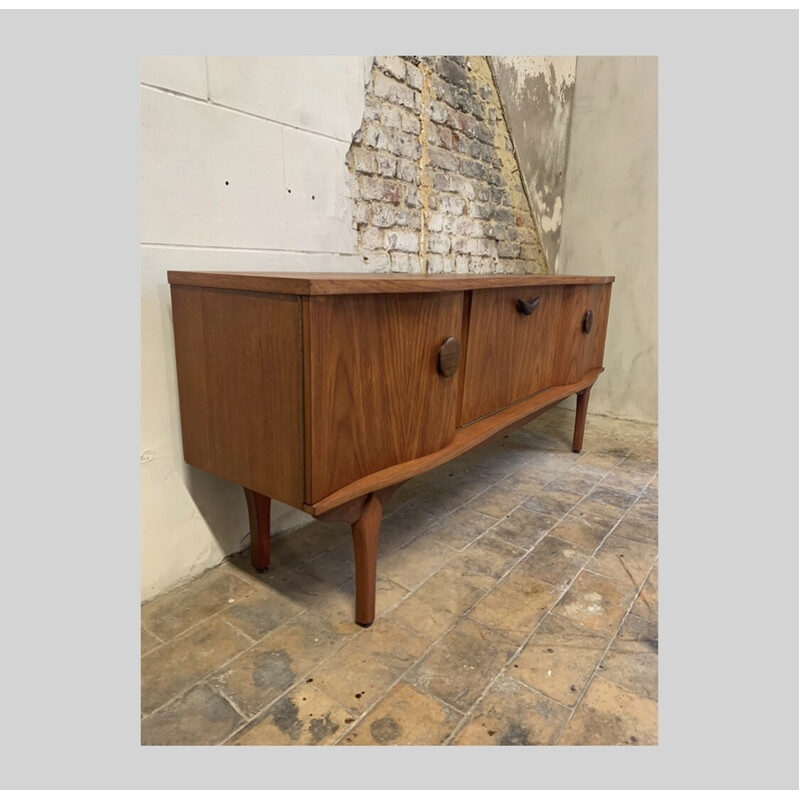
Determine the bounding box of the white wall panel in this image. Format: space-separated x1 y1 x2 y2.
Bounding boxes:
207 56 372 141
141 56 208 100
283 128 356 253
141 86 286 249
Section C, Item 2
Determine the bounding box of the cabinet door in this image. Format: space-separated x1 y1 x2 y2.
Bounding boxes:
550 284 613 386
459 285 563 426
459 283 613 426
306 291 463 503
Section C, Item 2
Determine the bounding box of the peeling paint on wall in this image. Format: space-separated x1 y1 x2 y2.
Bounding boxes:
346 56 547 275
490 57 576 273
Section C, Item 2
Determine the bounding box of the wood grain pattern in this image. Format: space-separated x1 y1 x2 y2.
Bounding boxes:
170 286 304 506
573 388 591 453
551 285 591 387
306 291 463 503
350 491 385 627
314 485 400 626
170 286 210 469
304 367 604 517
437 336 461 377
243 488 271 571
459 286 564 425
167 271 614 296
552 284 613 386
168 272 614 625
580 284 612 376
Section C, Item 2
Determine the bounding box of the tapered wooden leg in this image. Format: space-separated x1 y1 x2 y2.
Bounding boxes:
350 492 386 627
243 488 271 572
572 387 591 453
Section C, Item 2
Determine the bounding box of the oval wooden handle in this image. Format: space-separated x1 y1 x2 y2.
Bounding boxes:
583 310 594 334
516 296 541 316
437 336 461 377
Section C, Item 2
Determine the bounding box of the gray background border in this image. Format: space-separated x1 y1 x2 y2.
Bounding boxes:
0 8 796 791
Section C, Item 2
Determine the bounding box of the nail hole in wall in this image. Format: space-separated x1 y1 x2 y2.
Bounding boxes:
225 181 229 186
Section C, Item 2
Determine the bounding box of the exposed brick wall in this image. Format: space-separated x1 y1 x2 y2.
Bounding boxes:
347 56 548 275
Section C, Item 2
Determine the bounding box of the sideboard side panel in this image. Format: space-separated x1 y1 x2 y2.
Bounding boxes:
170 286 304 506
171 285 211 469
307 292 462 503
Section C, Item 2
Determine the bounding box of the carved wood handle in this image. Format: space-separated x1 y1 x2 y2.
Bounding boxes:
437 336 461 377
516 296 542 316
583 310 594 334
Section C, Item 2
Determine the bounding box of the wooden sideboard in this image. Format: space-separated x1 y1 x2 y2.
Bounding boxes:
167 271 614 626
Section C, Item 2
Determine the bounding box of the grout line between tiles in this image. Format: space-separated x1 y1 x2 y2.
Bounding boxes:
319 445 621 743
225 425 647 741
143 413 656 745
441 467 656 745
550 556 660 745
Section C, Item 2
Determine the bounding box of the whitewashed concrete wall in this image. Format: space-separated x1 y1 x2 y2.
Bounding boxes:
141 56 373 600
559 57 658 423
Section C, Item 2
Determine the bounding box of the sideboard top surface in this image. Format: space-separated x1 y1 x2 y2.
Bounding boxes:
167 271 615 296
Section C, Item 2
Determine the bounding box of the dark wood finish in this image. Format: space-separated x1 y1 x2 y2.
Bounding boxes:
167 271 614 624
167 270 615 296
551 284 612 387
305 367 603 517
437 336 461 378
170 286 210 468
315 484 402 526
170 286 304 506
579 285 612 377
300 295 314 506
573 388 591 453
515 295 542 316
306 291 462 503
454 290 473 432
243 488 271 571
459 285 563 425
350 490 387 626
316 485 399 626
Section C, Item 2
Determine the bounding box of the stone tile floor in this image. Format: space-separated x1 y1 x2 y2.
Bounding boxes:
141 407 658 746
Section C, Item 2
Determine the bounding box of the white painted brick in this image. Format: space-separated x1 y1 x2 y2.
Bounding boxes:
384 230 419 253
406 63 424 91
373 71 415 110
366 252 391 271
372 205 396 227
141 56 208 99
401 110 421 135
427 233 451 254
426 253 444 273
353 149 377 174
452 236 478 255
440 195 468 215
376 56 406 81
396 159 417 184
361 228 384 251
390 252 412 272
